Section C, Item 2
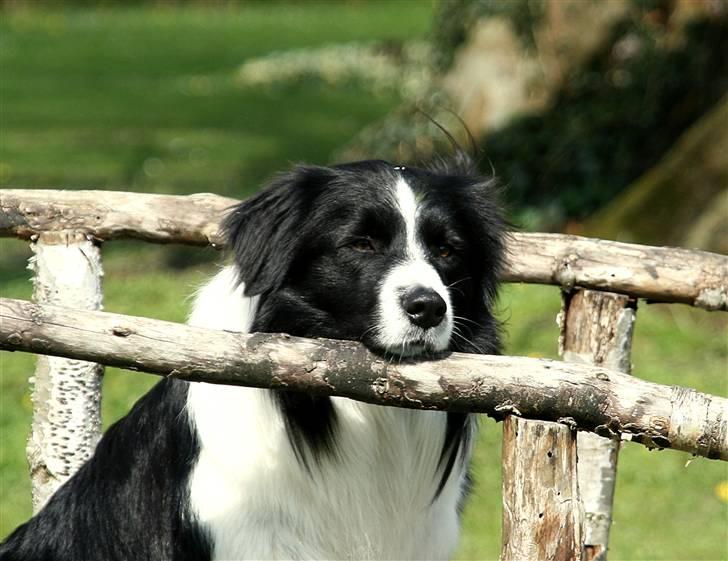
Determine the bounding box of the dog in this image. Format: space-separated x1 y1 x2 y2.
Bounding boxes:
1 155 505 560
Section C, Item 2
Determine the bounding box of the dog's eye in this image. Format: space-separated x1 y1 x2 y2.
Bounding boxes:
351 237 376 252
436 244 454 258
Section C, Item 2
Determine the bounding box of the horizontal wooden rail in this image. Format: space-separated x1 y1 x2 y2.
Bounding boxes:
503 233 726 311
0 189 235 246
1 189 725 311
1 296 726 460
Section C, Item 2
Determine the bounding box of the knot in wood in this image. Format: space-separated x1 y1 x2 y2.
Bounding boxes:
553 254 578 289
6 332 23 345
111 326 132 337
372 377 388 396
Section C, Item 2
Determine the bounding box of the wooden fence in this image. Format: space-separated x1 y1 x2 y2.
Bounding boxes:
1 188 727 561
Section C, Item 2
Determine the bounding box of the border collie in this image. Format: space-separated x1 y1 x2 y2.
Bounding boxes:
1 156 504 561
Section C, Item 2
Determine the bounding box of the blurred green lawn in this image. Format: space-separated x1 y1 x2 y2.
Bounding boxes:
1 4 726 559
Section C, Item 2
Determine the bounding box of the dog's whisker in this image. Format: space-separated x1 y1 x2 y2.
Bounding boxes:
453 315 486 330
447 277 471 289
451 328 487 355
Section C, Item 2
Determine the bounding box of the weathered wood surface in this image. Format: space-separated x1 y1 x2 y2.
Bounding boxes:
503 232 727 311
561 290 636 561
1 297 726 461
499 289 634 561
500 417 584 561
0 189 236 247
1 189 726 310
26 232 104 512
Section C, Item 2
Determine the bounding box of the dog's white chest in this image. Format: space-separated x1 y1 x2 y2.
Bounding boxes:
185 267 469 560
186 383 466 561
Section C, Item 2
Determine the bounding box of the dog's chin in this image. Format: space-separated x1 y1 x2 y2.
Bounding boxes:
364 337 450 360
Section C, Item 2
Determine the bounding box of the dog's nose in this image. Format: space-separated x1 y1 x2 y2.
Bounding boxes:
400 287 446 329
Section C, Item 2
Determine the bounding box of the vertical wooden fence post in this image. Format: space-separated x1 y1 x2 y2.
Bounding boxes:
500 288 636 561
501 416 584 561
26 232 104 512
500 287 586 560
559 290 636 561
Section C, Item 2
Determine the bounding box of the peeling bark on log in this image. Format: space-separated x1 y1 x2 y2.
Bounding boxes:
560 290 636 561
26 232 104 512
500 417 584 561
1 189 726 310
1 297 726 461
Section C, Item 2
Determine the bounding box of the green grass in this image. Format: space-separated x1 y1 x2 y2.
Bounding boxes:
0 3 431 194
1 4 727 559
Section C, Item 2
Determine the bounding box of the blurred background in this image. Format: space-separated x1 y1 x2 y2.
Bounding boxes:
0 0 726 558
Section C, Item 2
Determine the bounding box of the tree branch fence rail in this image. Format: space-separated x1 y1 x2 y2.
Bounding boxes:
1 188 726 561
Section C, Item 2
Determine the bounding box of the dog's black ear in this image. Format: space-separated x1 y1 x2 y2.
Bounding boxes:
223 166 331 296
464 174 507 301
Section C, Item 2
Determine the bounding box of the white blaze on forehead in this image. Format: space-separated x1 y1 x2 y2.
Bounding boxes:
373 175 453 354
393 176 425 259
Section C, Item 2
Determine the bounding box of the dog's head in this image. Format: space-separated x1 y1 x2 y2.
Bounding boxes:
224 157 505 357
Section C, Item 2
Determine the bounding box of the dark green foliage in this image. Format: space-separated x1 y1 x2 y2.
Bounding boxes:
482 13 728 223
430 0 472 72
431 0 543 71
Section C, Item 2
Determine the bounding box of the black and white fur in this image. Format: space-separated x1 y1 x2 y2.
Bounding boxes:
1 156 505 561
